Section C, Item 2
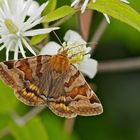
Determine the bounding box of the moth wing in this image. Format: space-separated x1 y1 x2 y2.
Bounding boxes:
0 55 51 106
48 65 103 118
65 65 103 116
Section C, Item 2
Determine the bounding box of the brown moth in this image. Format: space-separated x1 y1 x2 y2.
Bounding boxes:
0 50 103 118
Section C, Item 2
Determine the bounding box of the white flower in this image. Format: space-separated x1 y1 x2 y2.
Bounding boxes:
71 0 129 23
71 0 90 13
0 0 59 60
26 0 40 16
40 30 98 79
120 0 129 4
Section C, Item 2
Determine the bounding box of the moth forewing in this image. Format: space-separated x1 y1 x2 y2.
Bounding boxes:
0 56 51 106
64 65 103 116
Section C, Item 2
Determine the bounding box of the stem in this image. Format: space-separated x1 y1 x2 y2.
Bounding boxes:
11 106 46 126
90 18 108 52
64 118 76 134
0 127 10 138
98 57 140 73
80 10 93 41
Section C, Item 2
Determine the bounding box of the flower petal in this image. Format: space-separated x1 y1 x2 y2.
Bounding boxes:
20 0 32 23
22 38 36 55
21 17 42 31
81 0 90 13
14 42 19 60
40 42 61 55
18 39 26 58
78 58 98 78
27 0 40 16
71 0 80 7
6 40 14 61
64 30 86 45
120 0 129 4
2 0 11 18
22 2 47 30
0 8 6 19
103 13 110 24
23 27 60 36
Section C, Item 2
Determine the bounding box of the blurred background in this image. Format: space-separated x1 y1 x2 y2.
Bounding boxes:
0 0 140 140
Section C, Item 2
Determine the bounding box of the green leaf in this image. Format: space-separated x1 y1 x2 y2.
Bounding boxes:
0 80 17 113
42 6 76 23
0 114 11 130
30 34 48 45
9 117 48 140
42 0 57 16
41 112 78 140
0 135 13 140
88 0 140 32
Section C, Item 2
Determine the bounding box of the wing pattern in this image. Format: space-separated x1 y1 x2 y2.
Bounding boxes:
0 55 51 106
48 65 103 118
0 54 103 118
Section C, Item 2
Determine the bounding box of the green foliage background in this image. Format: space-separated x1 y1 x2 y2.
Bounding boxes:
0 0 140 140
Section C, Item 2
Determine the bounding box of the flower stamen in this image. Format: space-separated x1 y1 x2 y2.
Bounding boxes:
69 50 85 64
65 43 86 64
4 19 18 34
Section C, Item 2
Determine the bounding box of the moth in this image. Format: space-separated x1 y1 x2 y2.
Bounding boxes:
0 50 103 118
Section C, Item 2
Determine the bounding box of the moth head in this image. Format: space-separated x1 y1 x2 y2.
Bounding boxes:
52 31 91 64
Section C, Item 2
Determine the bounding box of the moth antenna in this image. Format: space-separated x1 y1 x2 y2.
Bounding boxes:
52 31 64 49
